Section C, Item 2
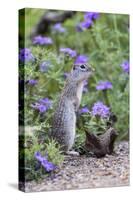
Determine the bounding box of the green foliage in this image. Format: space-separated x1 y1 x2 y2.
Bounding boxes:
45 139 64 165
19 134 44 181
19 134 64 181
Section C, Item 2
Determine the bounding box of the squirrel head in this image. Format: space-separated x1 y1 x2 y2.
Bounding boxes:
70 64 94 82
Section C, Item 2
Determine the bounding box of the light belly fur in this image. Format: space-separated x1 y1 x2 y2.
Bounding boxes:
64 103 76 150
76 82 84 105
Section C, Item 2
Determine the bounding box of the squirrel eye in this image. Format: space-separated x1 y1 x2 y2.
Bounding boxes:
80 65 86 69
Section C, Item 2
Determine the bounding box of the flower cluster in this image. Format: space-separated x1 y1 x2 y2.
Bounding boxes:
120 60 129 73
79 106 89 114
32 36 53 45
40 61 51 72
84 12 100 21
60 47 77 58
80 20 93 29
19 48 35 63
27 79 38 86
35 152 56 172
31 98 52 113
91 101 110 118
52 23 66 33
96 81 113 91
76 12 100 31
74 55 89 64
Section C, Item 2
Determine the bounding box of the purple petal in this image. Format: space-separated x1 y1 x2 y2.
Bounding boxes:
52 23 66 33
79 106 89 114
33 36 53 45
34 152 47 163
60 48 77 58
91 101 110 118
80 19 93 29
96 81 113 90
84 12 100 20
34 152 56 172
40 61 51 72
120 60 129 73
28 79 38 86
19 48 35 63
75 55 89 64
41 160 56 172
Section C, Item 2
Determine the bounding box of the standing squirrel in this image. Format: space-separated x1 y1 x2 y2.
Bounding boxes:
51 64 93 155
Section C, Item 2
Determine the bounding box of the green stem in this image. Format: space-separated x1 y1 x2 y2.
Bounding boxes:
103 90 110 106
113 15 121 50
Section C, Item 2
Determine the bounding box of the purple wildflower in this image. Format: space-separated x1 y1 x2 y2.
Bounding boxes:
91 101 110 118
34 152 56 172
120 60 129 73
19 48 35 63
96 81 113 90
76 11 99 32
84 12 100 20
38 98 52 109
79 106 89 114
80 19 93 29
52 23 66 33
31 103 47 113
38 104 47 113
31 98 52 113
75 55 89 64
41 160 56 172
40 61 51 72
76 19 93 31
34 152 46 163
60 48 77 58
93 13 100 20
27 79 38 86
32 36 53 45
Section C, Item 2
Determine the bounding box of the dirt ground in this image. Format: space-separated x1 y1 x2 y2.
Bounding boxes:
23 141 129 192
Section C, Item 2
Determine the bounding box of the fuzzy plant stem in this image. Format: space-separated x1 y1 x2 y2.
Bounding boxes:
113 15 121 51
103 90 110 107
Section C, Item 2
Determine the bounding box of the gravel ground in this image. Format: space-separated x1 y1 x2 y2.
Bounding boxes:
24 141 129 192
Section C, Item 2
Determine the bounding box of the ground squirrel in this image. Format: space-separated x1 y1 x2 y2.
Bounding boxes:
51 64 93 154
